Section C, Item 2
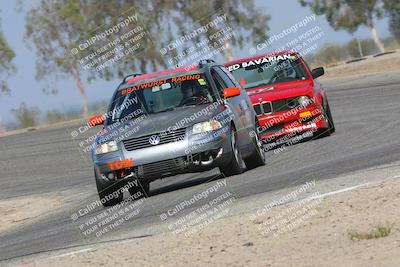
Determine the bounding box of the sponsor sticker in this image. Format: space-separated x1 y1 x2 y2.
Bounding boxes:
171 74 200 83
227 54 294 71
121 74 203 95
106 159 134 171
197 78 206 85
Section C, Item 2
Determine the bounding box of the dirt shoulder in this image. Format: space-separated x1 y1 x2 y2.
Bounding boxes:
0 196 60 234
321 50 400 79
18 177 400 267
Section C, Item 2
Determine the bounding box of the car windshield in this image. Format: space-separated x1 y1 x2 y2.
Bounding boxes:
228 54 309 90
107 73 215 124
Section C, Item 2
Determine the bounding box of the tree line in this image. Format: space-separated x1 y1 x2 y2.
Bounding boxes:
1 0 399 130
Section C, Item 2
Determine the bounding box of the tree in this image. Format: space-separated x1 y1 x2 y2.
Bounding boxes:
300 0 386 53
0 13 16 133
24 0 270 118
383 0 400 43
46 109 65 124
168 0 270 61
312 43 348 66
68 0 269 69
0 14 16 96
25 0 91 117
11 102 40 128
347 38 375 57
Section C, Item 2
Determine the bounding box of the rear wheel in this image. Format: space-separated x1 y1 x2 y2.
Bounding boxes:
219 127 243 177
244 125 266 170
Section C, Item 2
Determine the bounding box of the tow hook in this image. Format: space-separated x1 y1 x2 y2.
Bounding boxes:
193 148 223 166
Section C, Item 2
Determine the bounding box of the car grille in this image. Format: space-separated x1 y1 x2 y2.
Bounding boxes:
254 102 272 116
253 104 262 115
123 128 186 151
254 97 299 115
262 102 272 113
136 157 185 177
272 99 290 112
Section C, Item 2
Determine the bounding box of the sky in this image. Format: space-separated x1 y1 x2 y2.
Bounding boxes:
0 0 391 124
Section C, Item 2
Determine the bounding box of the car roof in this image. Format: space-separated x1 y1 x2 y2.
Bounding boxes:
224 50 298 66
125 65 199 85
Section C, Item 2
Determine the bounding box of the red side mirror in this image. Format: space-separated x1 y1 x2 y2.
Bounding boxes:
223 87 241 99
88 115 104 126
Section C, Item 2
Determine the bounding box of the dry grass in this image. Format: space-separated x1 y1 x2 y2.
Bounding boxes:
348 224 393 241
322 50 400 79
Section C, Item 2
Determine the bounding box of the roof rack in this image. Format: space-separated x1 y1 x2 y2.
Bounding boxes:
198 59 215 68
121 73 142 84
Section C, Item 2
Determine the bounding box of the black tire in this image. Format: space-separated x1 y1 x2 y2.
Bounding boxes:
128 180 150 198
316 100 335 138
219 127 243 176
244 125 266 170
326 101 335 133
95 170 124 207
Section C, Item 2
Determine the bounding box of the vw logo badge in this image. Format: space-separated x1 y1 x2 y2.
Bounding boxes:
149 135 160 145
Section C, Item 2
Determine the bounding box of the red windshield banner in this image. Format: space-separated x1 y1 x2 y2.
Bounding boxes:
121 74 202 95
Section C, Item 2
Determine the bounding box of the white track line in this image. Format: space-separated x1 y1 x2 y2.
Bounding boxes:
311 183 369 200
45 176 400 259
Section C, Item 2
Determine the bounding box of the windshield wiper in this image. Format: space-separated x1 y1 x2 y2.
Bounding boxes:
155 107 176 113
180 104 197 108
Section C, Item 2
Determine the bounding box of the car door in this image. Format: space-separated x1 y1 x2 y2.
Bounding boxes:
211 66 251 149
219 66 255 131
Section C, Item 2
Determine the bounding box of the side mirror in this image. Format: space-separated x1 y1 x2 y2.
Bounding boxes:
223 87 241 99
311 67 325 79
88 115 104 126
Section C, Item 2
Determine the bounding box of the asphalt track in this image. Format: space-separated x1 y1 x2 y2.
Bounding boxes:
0 72 400 262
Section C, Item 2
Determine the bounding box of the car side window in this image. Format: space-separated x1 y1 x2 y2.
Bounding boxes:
301 57 311 72
219 66 241 88
211 68 228 96
214 67 236 88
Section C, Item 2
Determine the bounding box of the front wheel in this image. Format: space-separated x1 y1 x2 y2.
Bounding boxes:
219 127 243 177
244 127 266 170
316 100 335 138
95 170 124 207
325 101 335 133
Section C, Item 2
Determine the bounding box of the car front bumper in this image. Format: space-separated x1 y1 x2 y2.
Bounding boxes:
257 106 328 141
93 126 232 183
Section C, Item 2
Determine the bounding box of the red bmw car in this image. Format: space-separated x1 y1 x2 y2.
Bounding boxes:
224 50 335 144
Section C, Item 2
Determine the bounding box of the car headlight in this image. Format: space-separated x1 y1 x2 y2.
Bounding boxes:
192 119 222 134
298 96 312 107
95 141 118 155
